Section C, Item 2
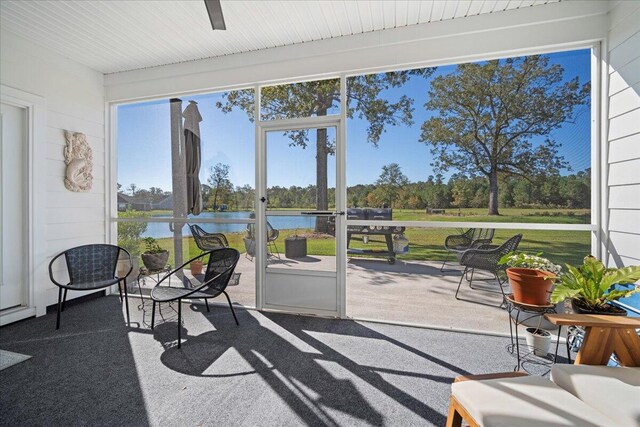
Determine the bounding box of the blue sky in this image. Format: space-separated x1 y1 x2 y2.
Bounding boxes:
118 49 591 192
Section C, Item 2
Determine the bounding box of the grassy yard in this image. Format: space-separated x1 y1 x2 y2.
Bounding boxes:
392 207 590 224
154 226 590 268
131 208 591 268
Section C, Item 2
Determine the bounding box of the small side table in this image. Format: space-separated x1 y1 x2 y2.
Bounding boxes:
504 295 569 373
545 313 640 366
284 236 307 258
136 265 171 310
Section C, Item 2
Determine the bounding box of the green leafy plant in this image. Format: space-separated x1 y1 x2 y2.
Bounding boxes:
142 237 166 254
550 255 640 309
499 252 562 275
117 209 148 256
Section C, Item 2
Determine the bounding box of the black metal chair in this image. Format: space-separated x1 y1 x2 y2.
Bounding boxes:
266 222 280 257
441 228 495 271
455 234 523 304
48 244 133 329
246 216 280 259
150 247 240 348
189 224 229 252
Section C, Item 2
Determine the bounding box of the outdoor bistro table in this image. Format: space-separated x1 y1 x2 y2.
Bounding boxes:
504 294 570 373
284 236 307 258
135 265 171 310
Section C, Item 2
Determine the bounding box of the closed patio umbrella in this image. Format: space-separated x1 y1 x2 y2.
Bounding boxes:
183 100 203 215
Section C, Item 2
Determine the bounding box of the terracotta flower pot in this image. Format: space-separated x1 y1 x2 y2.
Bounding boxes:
506 267 556 305
190 260 204 276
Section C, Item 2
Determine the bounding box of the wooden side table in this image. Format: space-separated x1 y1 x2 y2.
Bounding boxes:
545 313 640 366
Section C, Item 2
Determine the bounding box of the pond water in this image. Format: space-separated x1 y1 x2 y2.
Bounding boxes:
142 211 316 238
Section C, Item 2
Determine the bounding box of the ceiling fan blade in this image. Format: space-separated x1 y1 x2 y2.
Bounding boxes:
204 0 226 30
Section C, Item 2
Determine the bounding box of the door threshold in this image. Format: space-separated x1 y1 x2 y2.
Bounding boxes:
0 306 36 326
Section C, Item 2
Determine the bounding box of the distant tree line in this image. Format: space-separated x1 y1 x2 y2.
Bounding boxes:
118 182 171 204
120 163 590 213
201 182 254 211
347 168 590 210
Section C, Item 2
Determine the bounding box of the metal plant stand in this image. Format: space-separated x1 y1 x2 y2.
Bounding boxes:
135 265 171 310
504 294 571 374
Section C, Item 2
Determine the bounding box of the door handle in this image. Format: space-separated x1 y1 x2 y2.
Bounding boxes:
301 211 334 215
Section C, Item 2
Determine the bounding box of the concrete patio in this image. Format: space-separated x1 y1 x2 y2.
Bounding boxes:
134 255 521 335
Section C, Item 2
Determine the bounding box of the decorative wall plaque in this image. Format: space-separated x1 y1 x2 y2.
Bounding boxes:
63 130 93 192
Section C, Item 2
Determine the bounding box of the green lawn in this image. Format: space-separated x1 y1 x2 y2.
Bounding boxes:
129 208 591 268
392 207 590 224
154 227 589 269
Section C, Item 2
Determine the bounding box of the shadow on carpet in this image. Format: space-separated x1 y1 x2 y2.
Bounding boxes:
0 298 150 426
1 295 561 426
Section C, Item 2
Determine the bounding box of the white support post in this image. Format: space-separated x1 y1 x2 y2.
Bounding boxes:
337 74 347 318
254 85 264 310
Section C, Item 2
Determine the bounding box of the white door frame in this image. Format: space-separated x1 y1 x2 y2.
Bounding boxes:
0 85 46 325
255 112 346 317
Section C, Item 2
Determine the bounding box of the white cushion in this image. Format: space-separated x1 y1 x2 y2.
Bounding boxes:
452 375 614 427
551 365 640 427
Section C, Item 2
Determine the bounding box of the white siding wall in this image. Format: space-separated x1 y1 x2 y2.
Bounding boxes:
0 30 106 314
606 1 640 267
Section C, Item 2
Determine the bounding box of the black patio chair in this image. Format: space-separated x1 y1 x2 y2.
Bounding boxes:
48 244 133 329
455 234 522 304
266 222 280 257
246 215 280 259
441 228 495 271
150 247 240 348
189 224 229 252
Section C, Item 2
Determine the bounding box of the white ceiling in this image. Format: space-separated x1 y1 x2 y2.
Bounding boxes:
0 0 559 75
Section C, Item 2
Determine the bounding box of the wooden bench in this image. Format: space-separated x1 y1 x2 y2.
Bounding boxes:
447 372 529 427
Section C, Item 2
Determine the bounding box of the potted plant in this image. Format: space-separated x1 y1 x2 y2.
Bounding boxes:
524 326 552 357
550 255 640 316
499 252 562 305
141 237 169 271
190 257 204 275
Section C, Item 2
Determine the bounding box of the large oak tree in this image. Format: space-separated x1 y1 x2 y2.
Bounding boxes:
216 70 434 231
420 55 589 215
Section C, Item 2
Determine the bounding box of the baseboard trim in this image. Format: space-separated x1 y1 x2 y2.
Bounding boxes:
0 306 37 326
45 290 106 314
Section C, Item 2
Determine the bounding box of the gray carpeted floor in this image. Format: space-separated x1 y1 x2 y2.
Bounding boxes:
0 296 559 426
0 350 31 371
